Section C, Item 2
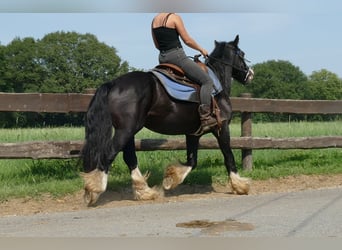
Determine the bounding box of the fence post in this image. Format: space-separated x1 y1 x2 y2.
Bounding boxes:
240 93 253 170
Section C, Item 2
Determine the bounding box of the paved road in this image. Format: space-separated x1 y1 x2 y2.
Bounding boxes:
1 187 341 237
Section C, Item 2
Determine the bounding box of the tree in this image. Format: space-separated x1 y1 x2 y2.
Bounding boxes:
307 69 342 100
0 44 6 91
232 60 309 122
306 69 342 121
0 32 130 127
0 31 129 94
0 37 44 93
38 31 129 93
246 60 308 99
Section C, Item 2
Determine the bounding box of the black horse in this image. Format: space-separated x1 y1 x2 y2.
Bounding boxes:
81 35 254 205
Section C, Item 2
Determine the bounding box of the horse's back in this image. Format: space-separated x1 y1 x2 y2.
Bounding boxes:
105 70 200 135
108 71 155 97
113 71 154 87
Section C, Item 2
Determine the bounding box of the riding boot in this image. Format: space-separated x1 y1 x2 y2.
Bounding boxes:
198 104 217 132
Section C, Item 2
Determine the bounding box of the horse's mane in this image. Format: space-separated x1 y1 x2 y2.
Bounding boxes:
209 41 226 59
207 41 233 97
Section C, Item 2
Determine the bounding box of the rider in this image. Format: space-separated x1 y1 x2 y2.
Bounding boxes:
151 13 217 132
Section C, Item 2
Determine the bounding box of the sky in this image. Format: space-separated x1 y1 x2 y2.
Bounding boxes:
1 0 342 78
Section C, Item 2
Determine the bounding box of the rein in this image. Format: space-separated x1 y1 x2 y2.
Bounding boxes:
206 54 250 73
205 43 251 73
191 44 253 84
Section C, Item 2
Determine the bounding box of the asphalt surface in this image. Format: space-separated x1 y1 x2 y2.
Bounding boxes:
1 187 341 237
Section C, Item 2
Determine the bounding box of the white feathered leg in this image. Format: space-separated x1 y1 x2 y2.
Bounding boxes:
163 163 192 190
131 167 162 200
229 172 251 195
81 169 108 206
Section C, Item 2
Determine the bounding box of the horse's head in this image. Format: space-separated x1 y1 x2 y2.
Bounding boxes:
208 35 254 85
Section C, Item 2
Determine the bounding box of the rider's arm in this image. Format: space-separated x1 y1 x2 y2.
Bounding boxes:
172 14 208 57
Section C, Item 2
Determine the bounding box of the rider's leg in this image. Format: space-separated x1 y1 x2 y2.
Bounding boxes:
159 48 217 132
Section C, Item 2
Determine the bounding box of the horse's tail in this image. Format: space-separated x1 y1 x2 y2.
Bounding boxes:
82 81 114 173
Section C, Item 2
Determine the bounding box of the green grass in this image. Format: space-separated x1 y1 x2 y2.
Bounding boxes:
0 121 341 201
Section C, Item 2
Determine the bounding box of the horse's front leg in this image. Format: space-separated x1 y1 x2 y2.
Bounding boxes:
213 122 250 195
162 134 199 190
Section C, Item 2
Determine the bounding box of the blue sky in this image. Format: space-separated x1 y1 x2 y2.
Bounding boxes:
1 1 342 77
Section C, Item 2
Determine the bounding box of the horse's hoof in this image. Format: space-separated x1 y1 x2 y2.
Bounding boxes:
133 186 161 200
81 169 108 206
163 164 192 190
131 168 163 200
229 172 251 195
83 189 101 206
162 177 174 190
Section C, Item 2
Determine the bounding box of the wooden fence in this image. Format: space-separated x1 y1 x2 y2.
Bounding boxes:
0 92 341 169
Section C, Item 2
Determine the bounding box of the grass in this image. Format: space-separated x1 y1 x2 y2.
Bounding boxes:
0 121 341 200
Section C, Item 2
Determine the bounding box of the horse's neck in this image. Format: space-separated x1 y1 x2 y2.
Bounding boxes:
209 63 232 96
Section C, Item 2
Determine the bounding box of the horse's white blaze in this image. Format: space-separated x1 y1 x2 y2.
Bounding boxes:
246 68 254 82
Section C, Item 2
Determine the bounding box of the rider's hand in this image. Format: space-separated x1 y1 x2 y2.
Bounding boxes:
200 48 208 57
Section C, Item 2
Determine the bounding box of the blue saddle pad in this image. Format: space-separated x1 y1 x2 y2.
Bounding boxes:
150 67 222 103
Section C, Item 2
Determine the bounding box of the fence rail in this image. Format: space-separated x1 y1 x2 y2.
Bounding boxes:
0 136 341 160
0 92 341 169
1 92 341 114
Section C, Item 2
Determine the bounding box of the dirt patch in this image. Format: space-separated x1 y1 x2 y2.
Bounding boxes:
176 219 255 235
1 174 342 217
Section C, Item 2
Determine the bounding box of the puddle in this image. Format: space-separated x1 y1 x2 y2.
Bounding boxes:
176 219 254 235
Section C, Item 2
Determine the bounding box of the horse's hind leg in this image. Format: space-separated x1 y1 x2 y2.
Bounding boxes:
82 169 108 206
82 129 135 206
123 137 161 200
162 135 198 190
83 144 119 206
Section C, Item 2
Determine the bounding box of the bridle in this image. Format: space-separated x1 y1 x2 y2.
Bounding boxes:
191 44 253 84
205 45 250 73
204 44 253 83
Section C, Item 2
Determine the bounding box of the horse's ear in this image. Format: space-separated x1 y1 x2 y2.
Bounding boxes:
215 40 219 46
233 35 239 46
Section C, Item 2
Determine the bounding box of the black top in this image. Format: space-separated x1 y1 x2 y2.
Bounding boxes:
152 13 182 52
152 27 182 52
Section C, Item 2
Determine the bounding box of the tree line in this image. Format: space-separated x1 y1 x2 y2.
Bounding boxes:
0 31 130 127
0 31 341 127
231 60 342 122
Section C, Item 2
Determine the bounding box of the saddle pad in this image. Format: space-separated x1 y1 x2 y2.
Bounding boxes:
150 66 222 103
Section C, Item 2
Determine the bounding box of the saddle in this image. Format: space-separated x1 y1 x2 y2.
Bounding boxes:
150 60 224 130
153 63 201 92
150 59 222 102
